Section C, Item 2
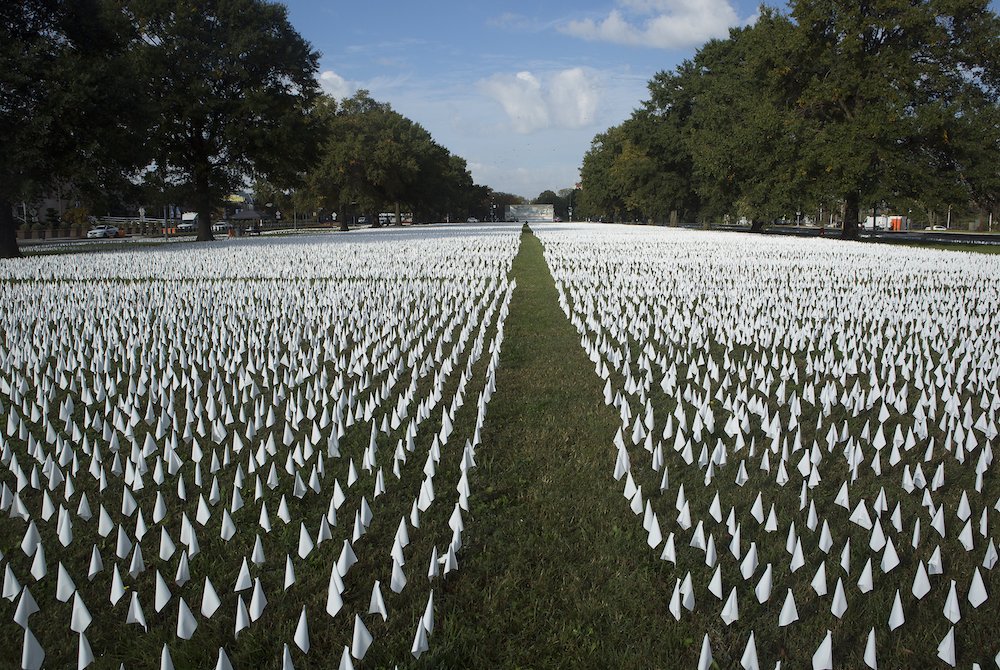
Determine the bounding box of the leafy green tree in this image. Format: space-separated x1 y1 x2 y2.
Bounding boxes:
682 11 802 230
579 125 628 221
619 114 697 223
788 0 1000 238
306 91 481 228
483 191 526 221
532 190 566 219
1 0 147 258
134 0 321 241
580 1 1000 235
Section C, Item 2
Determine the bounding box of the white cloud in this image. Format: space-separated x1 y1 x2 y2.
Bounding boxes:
549 68 599 129
319 70 356 100
479 71 550 134
478 68 601 134
562 0 745 49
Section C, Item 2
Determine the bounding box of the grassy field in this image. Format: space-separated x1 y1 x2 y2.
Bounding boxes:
0 231 521 669
426 228 689 668
536 224 1000 669
1 224 998 669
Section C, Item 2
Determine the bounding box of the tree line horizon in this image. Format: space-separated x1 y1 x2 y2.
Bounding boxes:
5 0 999 258
575 0 1000 239
2 0 531 259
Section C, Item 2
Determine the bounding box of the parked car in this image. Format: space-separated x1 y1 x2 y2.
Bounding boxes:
467 217 479 223
87 225 118 239
176 221 196 233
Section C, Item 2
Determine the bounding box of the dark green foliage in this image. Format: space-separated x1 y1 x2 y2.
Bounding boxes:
303 91 483 227
532 188 581 221
685 10 804 225
789 0 1000 237
578 126 629 222
579 0 1000 237
133 0 322 241
0 0 147 257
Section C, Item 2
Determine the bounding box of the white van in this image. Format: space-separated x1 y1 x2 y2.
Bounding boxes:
177 212 198 232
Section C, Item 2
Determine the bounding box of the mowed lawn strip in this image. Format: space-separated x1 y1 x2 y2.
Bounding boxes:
425 228 681 668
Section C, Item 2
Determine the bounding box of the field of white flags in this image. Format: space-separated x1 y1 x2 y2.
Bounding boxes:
536 223 1000 669
0 227 519 669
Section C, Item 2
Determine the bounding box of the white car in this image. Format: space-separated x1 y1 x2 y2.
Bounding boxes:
87 225 118 239
467 217 479 223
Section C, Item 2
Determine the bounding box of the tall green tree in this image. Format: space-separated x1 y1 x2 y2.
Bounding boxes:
532 190 567 219
683 11 802 229
579 125 628 221
788 0 1000 238
306 90 481 228
135 0 321 241
1 0 147 258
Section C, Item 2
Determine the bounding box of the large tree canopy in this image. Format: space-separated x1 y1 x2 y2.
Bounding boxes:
1 0 146 258
579 0 1000 238
134 0 321 241
789 0 1000 237
304 91 483 228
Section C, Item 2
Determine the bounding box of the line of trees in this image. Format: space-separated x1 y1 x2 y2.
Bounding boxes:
295 91 485 230
578 1 1000 238
1 0 489 259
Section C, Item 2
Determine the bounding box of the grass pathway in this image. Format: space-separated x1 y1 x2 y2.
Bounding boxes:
426 227 683 668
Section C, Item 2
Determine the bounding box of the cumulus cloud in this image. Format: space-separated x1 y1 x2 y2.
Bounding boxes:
319 70 355 100
548 68 599 129
562 0 745 49
479 68 600 134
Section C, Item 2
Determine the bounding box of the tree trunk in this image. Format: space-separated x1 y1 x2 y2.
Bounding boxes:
974 210 986 232
0 199 23 258
194 162 215 242
395 201 402 226
750 219 765 233
843 193 860 240
339 206 348 232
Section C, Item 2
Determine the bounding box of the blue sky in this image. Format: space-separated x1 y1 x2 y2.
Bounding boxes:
281 0 767 198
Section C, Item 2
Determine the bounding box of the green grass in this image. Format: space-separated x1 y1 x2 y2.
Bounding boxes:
2 226 997 668
906 242 1000 254
425 228 688 668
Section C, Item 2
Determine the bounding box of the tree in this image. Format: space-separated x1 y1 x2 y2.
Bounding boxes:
579 125 628 221
134 0 321 241
618 112 698 223
788 0 1000 238
305 91 482 228
1 0 147 258
484 191 526 221
532 190 566 219
578 1 1000 234
683 11 803 229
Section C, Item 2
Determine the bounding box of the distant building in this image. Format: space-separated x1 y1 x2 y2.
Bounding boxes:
505 204 554 222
